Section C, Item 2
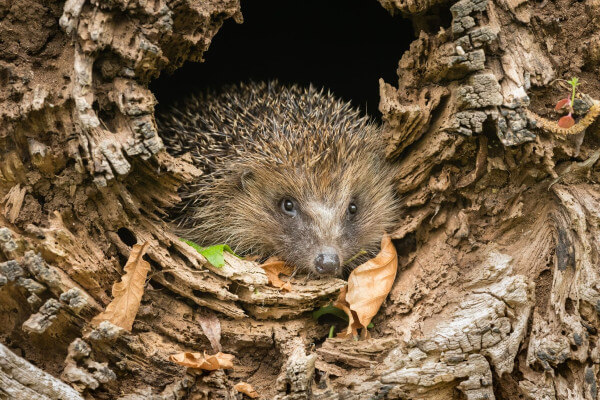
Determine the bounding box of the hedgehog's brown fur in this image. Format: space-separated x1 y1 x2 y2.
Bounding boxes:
157 81 398 276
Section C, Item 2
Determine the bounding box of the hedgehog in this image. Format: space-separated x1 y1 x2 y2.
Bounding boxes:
157 81 398 277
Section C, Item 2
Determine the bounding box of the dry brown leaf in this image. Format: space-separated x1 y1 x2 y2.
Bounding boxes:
196 309 222 352
169 351 234 370
91 242 151 331
337 234 397 338
333 286 362 338
259 257 294 291
234 382 260 398
1 184 27 223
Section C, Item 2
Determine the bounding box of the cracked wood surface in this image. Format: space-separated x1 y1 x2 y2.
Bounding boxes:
1 0 600 398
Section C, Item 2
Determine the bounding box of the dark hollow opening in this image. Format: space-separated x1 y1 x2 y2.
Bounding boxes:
151 0 414 119
117 227 137 247
412 3 453 34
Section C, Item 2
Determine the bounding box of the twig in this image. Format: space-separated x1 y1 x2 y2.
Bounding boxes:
526 101 600 136
548 149 600 189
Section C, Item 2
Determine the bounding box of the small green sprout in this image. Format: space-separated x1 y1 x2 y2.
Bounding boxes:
313 304 375 339
328 325 336 338
567 77 580 105
555 77 582 129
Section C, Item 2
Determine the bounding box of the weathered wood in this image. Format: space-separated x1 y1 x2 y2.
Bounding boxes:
1 0 599 398
0 343 83 400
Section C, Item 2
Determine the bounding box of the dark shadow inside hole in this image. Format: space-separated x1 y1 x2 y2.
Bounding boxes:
117 227 137 247
565 297 575 315
395 232 417 256
482 114 505 155
412 3 453 34
164 272 175 283
555 362 574 382
151 0 415 119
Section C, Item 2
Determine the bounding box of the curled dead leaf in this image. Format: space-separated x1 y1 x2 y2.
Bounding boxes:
337 234 398 339
169 351 234 370
234 382 260 398
333 286 363 339
259 257 293 291
91 242 151 331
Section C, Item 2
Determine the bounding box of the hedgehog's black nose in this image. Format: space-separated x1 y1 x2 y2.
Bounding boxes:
314 249 340 275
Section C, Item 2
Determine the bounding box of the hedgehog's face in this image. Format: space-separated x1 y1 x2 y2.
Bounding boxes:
229 156 398 278
273 196 359 276
270 186 396 277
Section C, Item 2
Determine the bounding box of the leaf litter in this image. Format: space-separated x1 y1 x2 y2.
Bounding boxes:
91 242 151 331
99 237 393 386
196 309 222 352
182 239 299 292
169 351 234 370
316 234 398 339
234 382 260 398
259 257 294 291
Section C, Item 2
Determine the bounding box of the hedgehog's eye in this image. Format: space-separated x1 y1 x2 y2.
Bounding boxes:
281 198 297 216
348 203 358 215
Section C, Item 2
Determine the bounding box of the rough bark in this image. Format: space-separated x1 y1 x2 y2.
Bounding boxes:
1 0 600 399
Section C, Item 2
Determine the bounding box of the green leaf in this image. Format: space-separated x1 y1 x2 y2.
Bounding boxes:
199 244 232 268
312 304 349 321
180 239 237 268
181 239 203 252
568 77 580 87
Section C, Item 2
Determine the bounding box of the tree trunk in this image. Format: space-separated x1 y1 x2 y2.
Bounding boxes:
1 0 599 399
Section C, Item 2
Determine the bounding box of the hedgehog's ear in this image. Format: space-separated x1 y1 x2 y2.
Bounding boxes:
237 170 254 192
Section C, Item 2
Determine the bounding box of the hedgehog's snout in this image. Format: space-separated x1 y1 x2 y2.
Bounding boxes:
313 246 341 276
